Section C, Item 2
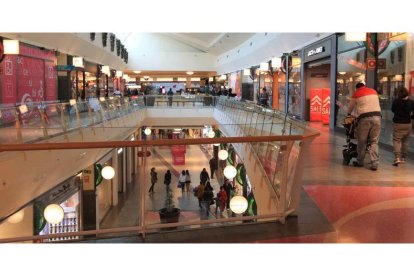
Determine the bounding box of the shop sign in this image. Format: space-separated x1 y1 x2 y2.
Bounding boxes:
367 58 386 70
307 46 325 57
57 65 75 71
35 176 80 206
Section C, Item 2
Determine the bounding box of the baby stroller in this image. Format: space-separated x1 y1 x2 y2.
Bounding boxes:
342 115 358 165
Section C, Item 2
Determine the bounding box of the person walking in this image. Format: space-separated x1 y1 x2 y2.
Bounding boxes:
178 170 186 194
391 86 414 166
209 157 218 179
222 180 233 210
347 82 382 171
196 182 205 208
148 167 157 193
202 181 214 215
164 170 172 191
185 170 191 192
259 87 269 106
167 88 174 107
200 168 210 185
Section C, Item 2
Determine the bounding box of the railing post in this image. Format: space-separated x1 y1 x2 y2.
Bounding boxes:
38 108 49 138
59 104 67 133
14 109 23 143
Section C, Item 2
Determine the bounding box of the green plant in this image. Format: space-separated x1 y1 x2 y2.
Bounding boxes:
164 185 175 212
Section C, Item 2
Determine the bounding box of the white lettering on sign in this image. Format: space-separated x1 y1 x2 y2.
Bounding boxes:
307 46 325 57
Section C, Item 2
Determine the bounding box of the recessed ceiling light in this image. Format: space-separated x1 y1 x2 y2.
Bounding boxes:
186 71 194 75
133 71 141 74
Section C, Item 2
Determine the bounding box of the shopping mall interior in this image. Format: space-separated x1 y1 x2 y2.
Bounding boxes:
1 2 414 274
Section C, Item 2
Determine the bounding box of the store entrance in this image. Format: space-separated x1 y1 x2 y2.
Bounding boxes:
304 59 331 124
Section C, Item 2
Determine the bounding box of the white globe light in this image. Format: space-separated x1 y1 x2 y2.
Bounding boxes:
218 149 229 160
213 143 220 146
7 209 25 224
223 165 237 179
207 129 215 138
144 127 152 136
230 196 248 214
44 204 64 224
101 165 115 180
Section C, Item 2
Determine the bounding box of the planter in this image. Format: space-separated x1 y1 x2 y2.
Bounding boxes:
158 207 181 223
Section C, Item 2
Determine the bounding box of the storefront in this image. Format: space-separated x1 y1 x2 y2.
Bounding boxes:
299 36 336 126
34 174 82 242
0 38 57 105
333 33 414 152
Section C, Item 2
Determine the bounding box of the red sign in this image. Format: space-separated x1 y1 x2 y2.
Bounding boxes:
321 88 330 125
377 59 386 69
367 58 376 69
310 88 322 122
0 43 57 105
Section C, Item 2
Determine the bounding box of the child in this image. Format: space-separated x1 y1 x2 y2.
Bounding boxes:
214 193 221 214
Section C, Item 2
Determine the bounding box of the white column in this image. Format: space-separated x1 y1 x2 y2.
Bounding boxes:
127 147 132 184
112 150 119 206
122 148 127 192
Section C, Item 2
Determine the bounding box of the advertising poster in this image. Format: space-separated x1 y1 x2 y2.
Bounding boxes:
321 88 330 125
310 88 322 122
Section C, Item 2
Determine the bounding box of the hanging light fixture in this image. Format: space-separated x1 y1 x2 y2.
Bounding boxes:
101 165 115 180
260 62 269 71
44 204 64 224
72 57 84 68
230 196 248 214
207 129 215 138
218 149 229 160
102 66 110 75
144 127 152 136
3 40 20 55
345 33 367 42
271 57 281 68
7 209 25 224
223 165 237 179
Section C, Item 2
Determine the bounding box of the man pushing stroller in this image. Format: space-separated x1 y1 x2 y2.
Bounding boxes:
347 82 382 171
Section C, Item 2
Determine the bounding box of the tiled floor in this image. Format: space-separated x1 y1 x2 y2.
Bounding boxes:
99 123 414 243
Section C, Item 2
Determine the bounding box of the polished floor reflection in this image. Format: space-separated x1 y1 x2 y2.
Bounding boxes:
100 123 414 243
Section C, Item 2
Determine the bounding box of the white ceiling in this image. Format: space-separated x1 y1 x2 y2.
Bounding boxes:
116 32 255 56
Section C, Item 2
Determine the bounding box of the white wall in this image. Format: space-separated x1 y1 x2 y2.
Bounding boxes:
215 33 332 74
0 205 33 241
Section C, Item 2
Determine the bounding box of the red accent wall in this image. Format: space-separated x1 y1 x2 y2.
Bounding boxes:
0 43 57 104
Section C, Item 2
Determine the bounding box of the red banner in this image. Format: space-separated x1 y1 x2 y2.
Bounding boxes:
0 55 17 104
310 88 322 122
18 56 45 104
0 43 57 105
321 88 330 125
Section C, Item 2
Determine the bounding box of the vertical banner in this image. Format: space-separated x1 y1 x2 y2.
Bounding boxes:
272 71 279 110
321 88 331 125
310 88 322 122
45 60 57 101
17 56 45 104
1 55 17 104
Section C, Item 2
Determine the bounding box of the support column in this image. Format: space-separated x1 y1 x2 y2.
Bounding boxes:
81 164 96 231
112 150 119 206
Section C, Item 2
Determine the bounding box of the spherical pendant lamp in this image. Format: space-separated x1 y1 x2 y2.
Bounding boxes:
101 165 115 180
207 129 215 138
223 165 237 179
218 149 229 160
44 204 64 224
230 196 248 214
7 209 25 224
144 127 152 136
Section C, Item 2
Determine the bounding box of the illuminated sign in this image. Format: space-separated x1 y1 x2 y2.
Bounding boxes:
307 46 325 57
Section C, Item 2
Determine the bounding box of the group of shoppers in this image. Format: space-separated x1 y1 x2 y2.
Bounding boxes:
347 82 414 170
